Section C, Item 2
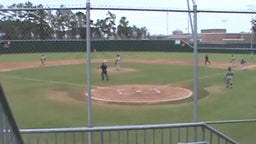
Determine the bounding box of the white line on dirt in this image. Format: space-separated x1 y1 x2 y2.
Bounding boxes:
161 71 224 87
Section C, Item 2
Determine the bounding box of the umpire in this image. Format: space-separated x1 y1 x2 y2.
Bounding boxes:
99 60 109 80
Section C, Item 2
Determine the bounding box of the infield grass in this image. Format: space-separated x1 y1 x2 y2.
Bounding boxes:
0 52 255 143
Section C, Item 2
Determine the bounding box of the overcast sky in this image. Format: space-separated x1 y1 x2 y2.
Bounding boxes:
1 0 256 35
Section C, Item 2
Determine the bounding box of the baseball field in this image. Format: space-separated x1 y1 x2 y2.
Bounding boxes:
0 52 255 143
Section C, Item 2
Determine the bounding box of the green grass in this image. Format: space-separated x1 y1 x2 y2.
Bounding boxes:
0 52 255 143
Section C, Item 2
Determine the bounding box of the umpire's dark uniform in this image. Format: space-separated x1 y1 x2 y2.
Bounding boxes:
100 63 109 80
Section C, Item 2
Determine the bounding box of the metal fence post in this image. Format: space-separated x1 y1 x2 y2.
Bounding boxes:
86 1 93 144
192 0 199 142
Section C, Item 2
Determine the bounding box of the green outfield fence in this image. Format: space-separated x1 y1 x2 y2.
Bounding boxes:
0 40 255 54
0 40 192 54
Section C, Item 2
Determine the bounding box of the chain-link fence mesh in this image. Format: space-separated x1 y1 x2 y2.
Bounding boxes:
1 1 256 143
0 1 255 52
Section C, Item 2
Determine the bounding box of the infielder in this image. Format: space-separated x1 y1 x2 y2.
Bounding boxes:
40 54 47 65
115 54 121 70
240 59 247 70
250 51 254 59
225 67 234 88
230 54 235 68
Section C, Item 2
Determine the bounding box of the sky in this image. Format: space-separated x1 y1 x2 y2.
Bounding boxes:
1 0 256 35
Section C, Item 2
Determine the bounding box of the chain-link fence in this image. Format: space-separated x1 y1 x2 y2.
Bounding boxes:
0 1 256 52
1 1 256 144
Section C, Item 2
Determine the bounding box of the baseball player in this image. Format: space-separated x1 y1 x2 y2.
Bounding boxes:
40 54 47 65
250 51 254 59
99 60 109 80
115 54 121 70
204 54 211 65
225 67 234 88
3 40 11 48
240 58 247 70
230 54 235 68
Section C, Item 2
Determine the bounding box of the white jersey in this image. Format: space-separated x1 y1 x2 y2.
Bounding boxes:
40 55 46 65
115 55 121 70
226 71 234 80
116 56 121 64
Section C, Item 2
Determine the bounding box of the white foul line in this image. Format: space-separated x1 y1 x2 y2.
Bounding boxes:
0 71 224 88
0 74 86 87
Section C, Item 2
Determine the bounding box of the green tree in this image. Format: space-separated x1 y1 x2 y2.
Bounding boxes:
35 6 52 39
117 17 149 39
92 19 104 39
251 18 256 43
9 2 36 39
0 4 4 18
1 3 25 39
0 2 52 39
0 3 149 40
92 11 116 39
0 20 20 39
53 5 74 39
75 12 87 39
104 11 116 38
117 16 132 39
252 19 256 33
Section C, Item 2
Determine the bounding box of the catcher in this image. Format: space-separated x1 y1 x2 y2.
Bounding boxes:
225 67 234 88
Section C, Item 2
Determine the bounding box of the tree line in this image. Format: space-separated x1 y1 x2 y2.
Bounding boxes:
0 2 150 40
251 19 256 34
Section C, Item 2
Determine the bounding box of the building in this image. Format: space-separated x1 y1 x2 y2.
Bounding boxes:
201 29 253 44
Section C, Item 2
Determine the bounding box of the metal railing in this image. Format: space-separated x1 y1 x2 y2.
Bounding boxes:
20 122 238 144
0 83 24 144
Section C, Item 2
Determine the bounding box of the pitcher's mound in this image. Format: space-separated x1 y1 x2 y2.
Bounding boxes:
88 84 192 104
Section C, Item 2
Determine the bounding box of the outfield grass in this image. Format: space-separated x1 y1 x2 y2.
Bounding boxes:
0 52 255 143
